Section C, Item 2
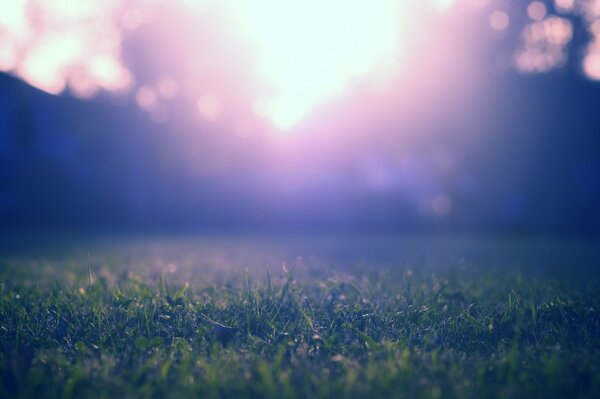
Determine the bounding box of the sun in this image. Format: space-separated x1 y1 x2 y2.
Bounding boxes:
225 0 406 131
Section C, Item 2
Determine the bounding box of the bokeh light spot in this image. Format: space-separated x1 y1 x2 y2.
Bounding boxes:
197 94 222 121
515 17 572 73
555 0 575 13
156 76 179 100
528 2 547 22
583 52 600 80
136 86 158 110
490 10 510 31
432 195 453 216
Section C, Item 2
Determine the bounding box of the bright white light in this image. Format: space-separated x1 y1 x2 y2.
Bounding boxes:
0 0 130 96
18 34 84 94
227 0 405 130
434 0 457 11
0 0 29 40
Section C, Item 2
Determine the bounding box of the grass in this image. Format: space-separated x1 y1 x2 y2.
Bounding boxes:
0 236 599 398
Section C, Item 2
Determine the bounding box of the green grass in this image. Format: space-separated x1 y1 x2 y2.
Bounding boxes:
1 236 599 398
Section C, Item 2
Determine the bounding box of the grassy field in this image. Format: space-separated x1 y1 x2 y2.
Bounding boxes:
1 235 599 398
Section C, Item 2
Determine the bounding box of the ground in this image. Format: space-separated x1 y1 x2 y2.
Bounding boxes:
1 234 599 398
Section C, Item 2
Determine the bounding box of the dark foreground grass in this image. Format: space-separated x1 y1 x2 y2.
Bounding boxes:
1 238 599 398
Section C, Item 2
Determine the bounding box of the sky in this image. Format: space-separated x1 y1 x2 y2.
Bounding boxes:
0 0 599 234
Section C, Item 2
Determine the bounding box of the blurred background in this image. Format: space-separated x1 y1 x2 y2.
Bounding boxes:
0 0 599 236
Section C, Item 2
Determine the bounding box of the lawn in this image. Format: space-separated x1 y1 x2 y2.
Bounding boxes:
1 235 599 398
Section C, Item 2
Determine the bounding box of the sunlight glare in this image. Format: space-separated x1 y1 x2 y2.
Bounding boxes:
4 0 600 132
227 0 405 131
434 0 457 11
0 0 130 96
